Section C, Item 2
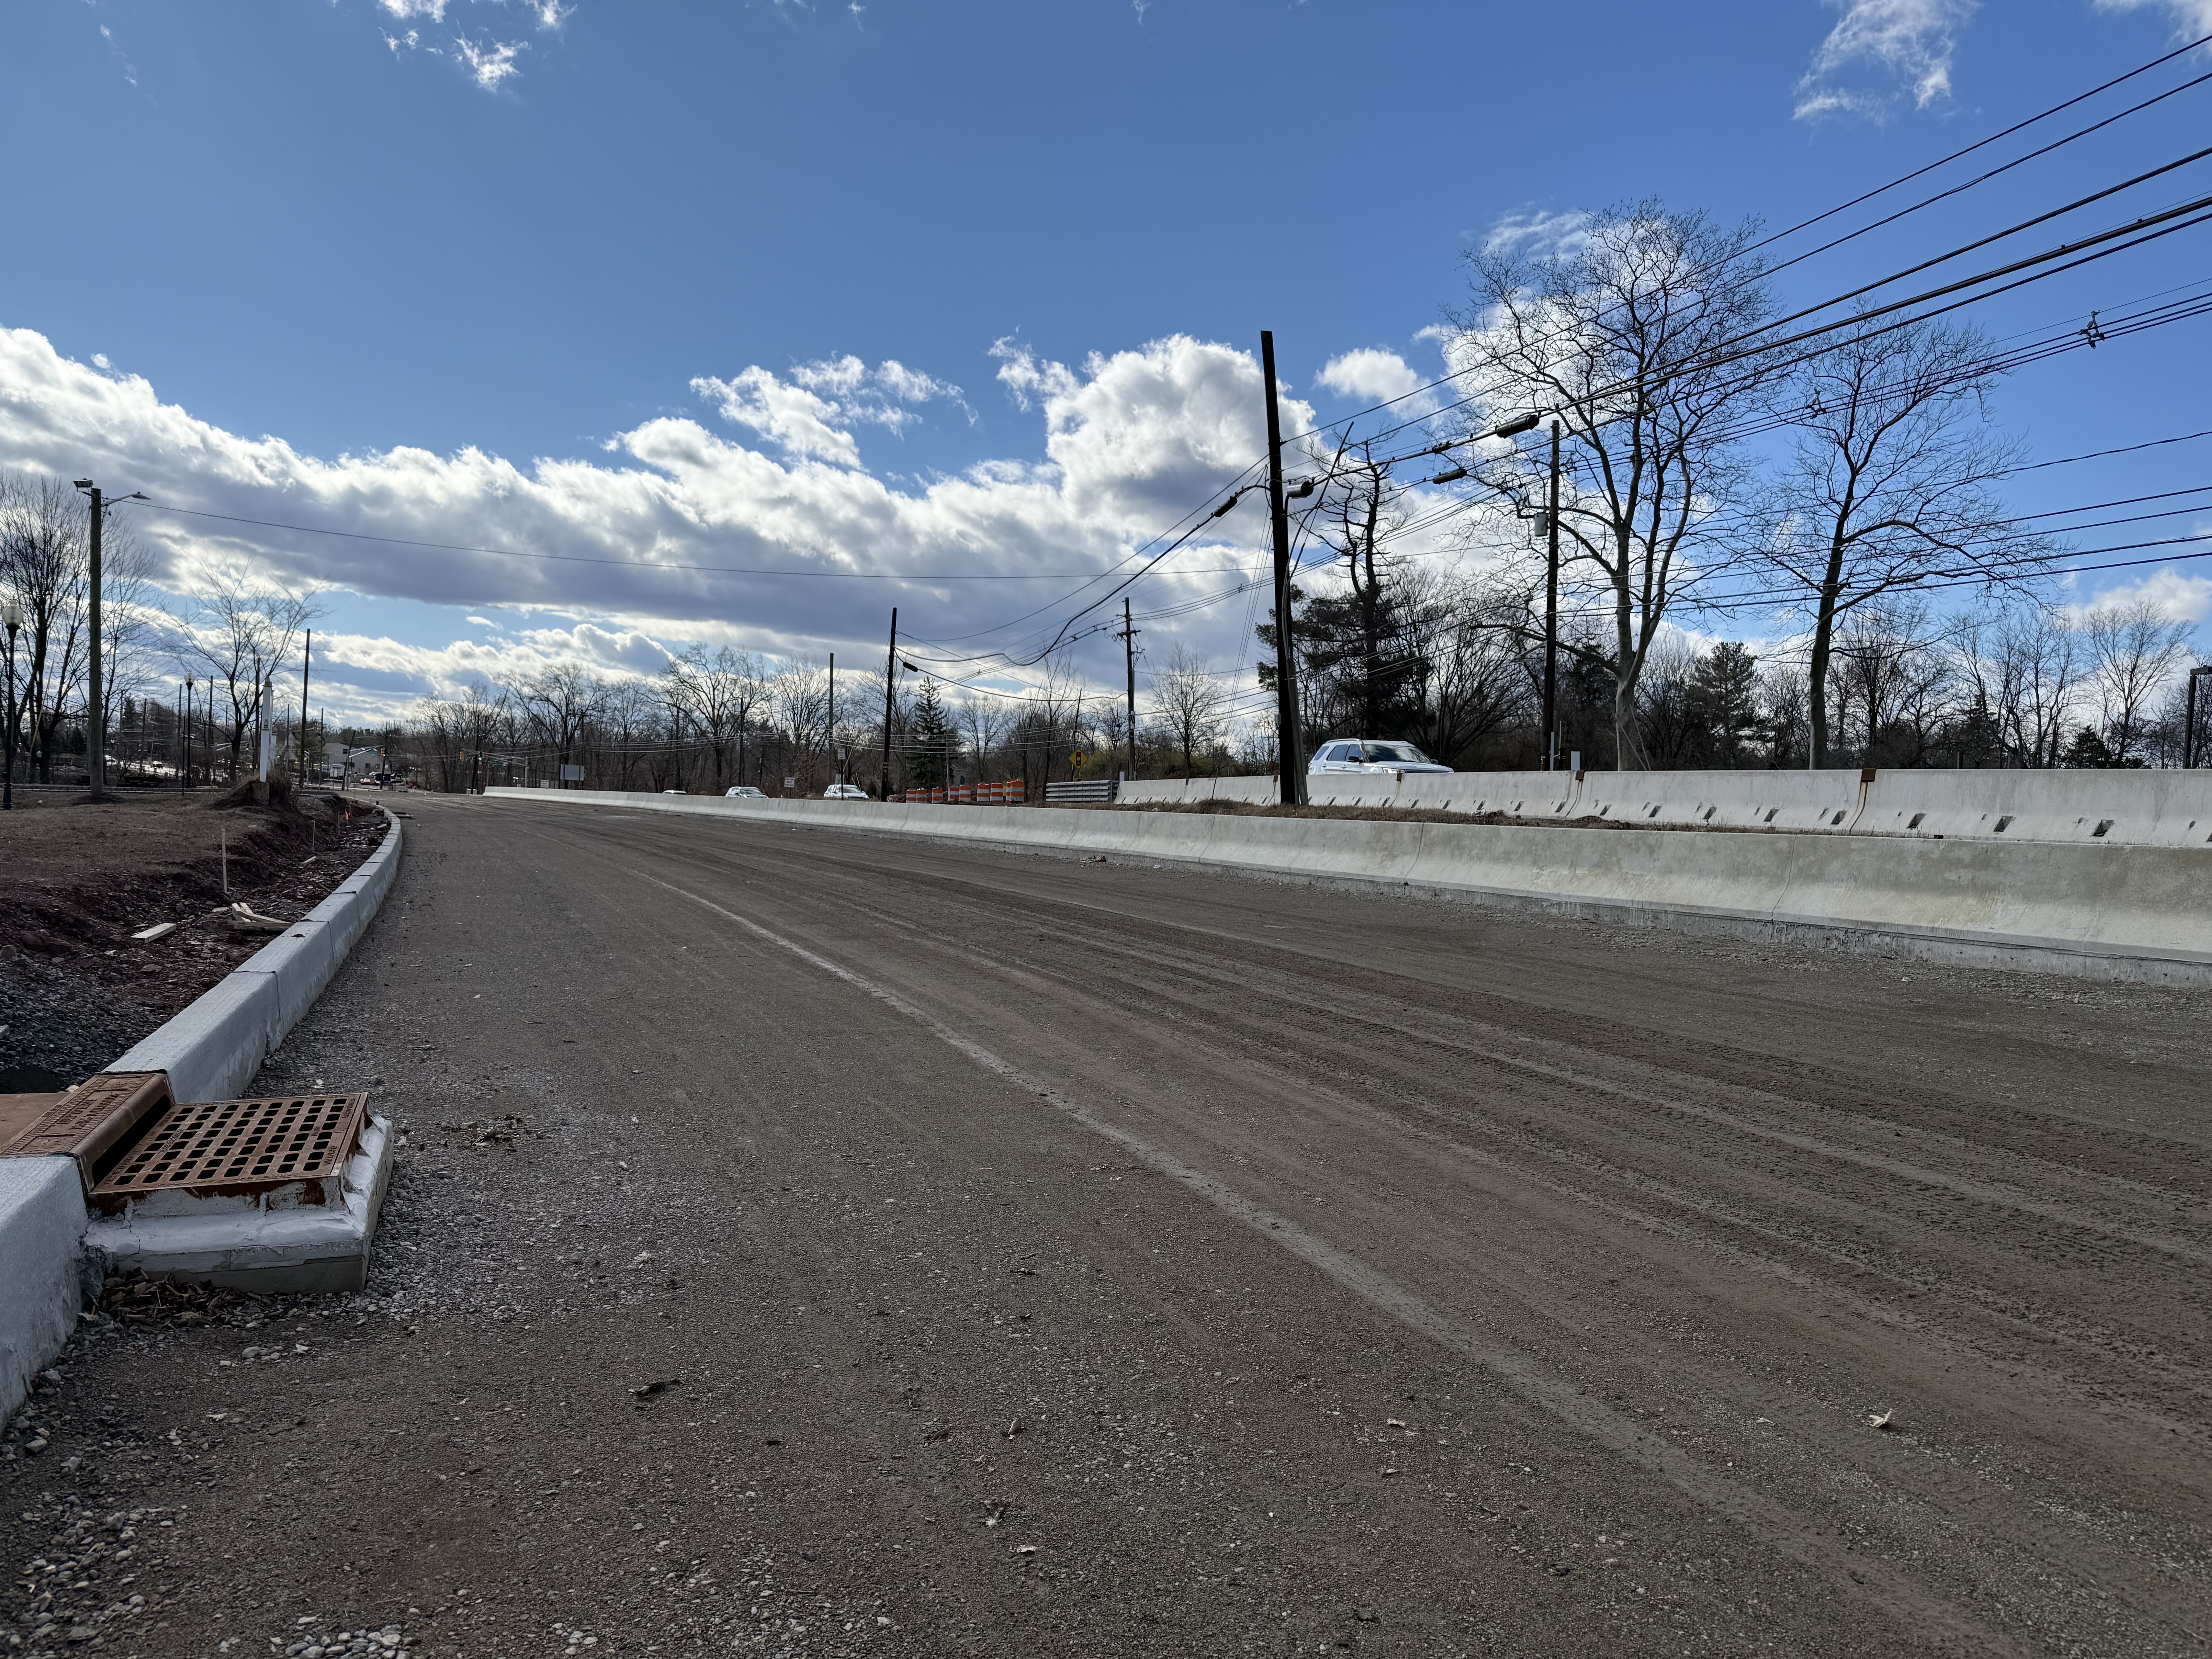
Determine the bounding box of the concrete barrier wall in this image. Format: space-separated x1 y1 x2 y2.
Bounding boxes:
1117 767 2212 847
486 787 2212 982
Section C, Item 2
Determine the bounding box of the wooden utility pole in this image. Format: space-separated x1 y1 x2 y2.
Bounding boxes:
1544 421 1561 771
299 630 313 790
81 484 105 798
1117 597 1139 778
1260 333 1304 804
879 608 898 799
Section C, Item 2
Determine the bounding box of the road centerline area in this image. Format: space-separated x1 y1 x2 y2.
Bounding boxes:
621 859 2031 1657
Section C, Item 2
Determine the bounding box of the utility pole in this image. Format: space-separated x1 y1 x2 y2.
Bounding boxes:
1544 419 1561 772
2186 665 2212 768
298 630 312 792
2 598 20 811
879 607 898 800
76 483 105 798
180 676 191 793
1260 331 1304 805
827 652 835 786
1117 596 1140 779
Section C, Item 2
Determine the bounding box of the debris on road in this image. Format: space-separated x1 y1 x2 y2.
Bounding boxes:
1869 1409 1896 1431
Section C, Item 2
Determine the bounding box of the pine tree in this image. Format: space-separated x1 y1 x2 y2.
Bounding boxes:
908 677 955 788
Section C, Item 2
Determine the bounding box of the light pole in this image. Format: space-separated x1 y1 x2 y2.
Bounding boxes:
2 597 21 811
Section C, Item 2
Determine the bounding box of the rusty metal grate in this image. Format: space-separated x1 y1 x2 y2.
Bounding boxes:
92 1092 368 1204
0 1072 175 1190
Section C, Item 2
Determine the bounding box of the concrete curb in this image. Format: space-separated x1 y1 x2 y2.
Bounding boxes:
110 805 405 1104
0 805 405 1422
0 1158 97 1424
486 787 2212 984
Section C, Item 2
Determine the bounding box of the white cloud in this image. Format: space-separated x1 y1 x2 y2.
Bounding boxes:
376 0 568 90
1482 209 1592 260
690 356 966 467
452 35 526 89
1316 348 1423 408
2067 565 2212 623
1795 0 1977 124
0 327 1300 694
2095 0 2212 42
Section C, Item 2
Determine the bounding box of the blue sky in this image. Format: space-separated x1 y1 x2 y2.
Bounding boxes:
2 0 2209 721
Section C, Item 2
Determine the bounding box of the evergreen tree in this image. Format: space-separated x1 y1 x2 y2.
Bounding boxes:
908 677 956 788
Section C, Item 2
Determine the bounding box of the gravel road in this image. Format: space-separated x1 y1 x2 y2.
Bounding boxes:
6 794 2209 1658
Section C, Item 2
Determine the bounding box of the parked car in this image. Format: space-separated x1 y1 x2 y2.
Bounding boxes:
724 785 767 799
1307 739 1452 776
823 783 869 800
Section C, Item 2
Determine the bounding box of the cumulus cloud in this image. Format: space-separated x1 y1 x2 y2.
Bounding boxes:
1795 0 1977 124
0 326 1298 708
691 356 968 468
1316 348 1425 409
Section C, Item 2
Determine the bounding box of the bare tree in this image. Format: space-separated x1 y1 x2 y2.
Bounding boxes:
513 662 608 781
667 646 769 789
0 473 87 783
2082 598 2195 764
185 575 318 780
1757 313 2055 766
1457 201 1777 766
1148 642 1226 772
1307 442 1413 739
956 693 1011 781
774 661 832 792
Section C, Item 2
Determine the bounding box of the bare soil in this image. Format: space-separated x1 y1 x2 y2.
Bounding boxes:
0 787 392 1085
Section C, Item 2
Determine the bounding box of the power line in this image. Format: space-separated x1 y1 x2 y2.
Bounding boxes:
1258 34 2212 457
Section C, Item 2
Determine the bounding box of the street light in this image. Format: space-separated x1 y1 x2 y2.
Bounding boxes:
1462 411 1566 770
3 597 22 811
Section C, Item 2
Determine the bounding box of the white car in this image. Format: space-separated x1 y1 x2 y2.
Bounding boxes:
724 785 767 799
823 783 869 800
1308 739 1451 776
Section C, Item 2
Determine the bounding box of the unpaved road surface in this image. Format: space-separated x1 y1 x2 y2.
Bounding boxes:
7 794 2209 1658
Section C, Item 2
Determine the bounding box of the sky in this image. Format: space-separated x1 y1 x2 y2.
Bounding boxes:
2 0 2210 724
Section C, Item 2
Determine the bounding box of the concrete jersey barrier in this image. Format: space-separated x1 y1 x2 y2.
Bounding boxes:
1116 766 2212 847
486 787 2212 983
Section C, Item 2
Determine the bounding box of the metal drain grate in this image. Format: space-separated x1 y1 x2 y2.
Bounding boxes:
91 1092 368 1206
1 1073 175 1190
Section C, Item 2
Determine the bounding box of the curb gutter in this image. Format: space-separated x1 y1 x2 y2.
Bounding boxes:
0 805 405 1420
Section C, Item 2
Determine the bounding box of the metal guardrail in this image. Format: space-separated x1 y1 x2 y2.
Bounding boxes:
1045 779 1117 804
